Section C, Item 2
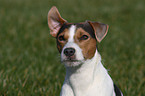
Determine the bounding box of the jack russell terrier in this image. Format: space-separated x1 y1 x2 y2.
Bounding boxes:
47 6 123 96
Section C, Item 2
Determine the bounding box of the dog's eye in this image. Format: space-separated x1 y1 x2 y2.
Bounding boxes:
80 35 89 40
59 35 65 41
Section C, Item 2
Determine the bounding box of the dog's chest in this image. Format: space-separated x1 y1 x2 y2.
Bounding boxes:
68 67 95 95
61 56 115 96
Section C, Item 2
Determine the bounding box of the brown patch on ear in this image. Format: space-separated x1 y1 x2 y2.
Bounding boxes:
48 6 67 37
57 28 69 53
88 21 109 42
75 28 97 59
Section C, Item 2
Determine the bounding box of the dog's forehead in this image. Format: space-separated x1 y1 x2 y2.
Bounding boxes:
57 22 95 38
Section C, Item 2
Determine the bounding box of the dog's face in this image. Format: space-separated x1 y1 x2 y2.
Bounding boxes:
48 6 109 67
57 23 97 66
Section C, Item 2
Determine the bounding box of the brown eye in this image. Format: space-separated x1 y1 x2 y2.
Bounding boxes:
59 35 65 41
80 35 89 40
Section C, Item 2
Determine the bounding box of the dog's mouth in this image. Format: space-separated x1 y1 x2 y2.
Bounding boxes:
61 59 84 67
62 55 81 62
62 59 83 63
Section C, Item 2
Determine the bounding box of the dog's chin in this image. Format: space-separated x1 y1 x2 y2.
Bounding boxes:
62 60 84 67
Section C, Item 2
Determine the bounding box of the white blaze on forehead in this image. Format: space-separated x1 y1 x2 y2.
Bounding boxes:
68 25 76 42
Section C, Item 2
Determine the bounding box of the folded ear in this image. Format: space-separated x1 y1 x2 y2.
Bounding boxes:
88 21 109 42
48 6 67 37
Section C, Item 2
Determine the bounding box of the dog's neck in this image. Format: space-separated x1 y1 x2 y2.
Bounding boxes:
64 50 108 95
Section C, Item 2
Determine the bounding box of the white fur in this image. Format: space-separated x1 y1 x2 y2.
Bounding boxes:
61 25 84 67
60 50 116 96
68 25 76 42
60 25 116 96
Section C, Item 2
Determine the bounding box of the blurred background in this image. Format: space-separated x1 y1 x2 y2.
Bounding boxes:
0 0 144 95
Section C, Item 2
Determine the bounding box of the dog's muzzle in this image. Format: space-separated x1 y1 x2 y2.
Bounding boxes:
61 43 84 67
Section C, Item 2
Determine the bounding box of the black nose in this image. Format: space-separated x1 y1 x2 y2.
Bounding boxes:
64 48 75 56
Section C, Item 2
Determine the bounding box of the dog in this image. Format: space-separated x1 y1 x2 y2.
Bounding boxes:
47 6 123 96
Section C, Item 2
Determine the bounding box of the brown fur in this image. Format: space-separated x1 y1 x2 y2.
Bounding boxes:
74 28 97 59
57 29 69 53
57 27 96 59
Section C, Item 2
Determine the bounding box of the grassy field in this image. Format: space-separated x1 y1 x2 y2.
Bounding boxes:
0 0 144 95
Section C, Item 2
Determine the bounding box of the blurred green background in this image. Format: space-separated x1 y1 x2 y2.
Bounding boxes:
0 0 144 95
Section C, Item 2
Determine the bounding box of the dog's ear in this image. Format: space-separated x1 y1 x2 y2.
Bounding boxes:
48 6 67 37
88 21 109 42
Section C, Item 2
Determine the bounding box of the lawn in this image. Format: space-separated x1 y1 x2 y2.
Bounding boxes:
0 0 144 95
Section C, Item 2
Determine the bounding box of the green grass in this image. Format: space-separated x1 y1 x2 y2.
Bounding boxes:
0 0 144 95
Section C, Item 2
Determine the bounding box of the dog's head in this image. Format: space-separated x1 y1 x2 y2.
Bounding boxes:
48 6 109 67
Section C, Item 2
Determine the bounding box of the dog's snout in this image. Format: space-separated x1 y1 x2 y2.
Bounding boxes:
64 48 75 56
